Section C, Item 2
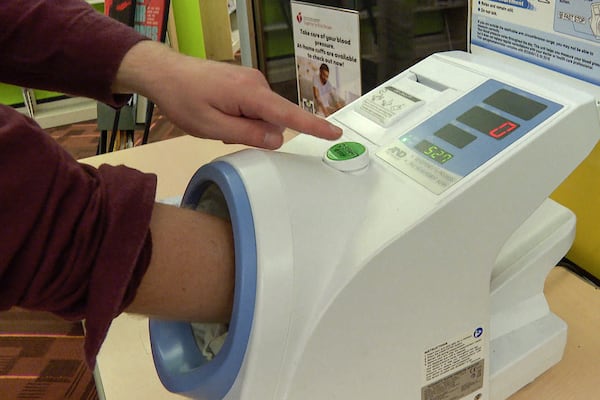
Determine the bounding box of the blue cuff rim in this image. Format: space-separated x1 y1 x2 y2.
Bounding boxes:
150 161 257 399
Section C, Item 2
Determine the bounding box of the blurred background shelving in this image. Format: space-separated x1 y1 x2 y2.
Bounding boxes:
0 1 468 126
249 0 468 97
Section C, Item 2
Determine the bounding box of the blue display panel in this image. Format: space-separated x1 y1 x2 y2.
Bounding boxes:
378 79 563 194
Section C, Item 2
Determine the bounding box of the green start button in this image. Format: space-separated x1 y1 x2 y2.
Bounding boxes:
324 141 369 172
326 142 366 161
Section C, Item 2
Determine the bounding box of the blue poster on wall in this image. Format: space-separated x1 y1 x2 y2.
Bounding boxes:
471 0 600 87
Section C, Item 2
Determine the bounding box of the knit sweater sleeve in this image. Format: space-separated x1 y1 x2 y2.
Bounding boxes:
0 107 157 368
0 0 160 367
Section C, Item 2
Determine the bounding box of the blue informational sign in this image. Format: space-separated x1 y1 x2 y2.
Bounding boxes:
471 0 600 88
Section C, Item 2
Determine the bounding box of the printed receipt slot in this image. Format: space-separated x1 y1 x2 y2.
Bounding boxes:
149 52 600 400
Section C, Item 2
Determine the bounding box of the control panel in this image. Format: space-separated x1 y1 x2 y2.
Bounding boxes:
337 78 563 194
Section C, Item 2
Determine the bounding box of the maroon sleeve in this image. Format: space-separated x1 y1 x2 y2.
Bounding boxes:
0 106 157 367
0 0 147 106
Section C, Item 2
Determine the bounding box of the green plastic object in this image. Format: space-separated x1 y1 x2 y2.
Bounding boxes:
34 89 62 102
326 142 366 161
0 83 25 106
171 0 206 58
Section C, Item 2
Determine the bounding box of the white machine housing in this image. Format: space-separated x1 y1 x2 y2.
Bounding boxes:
150 51 600 400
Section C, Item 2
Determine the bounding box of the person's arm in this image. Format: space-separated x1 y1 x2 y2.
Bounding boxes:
0 105 236 367
125 203 235 323
0 1 342 147
112 40 342 149
0 0 341 368
0 107 156 367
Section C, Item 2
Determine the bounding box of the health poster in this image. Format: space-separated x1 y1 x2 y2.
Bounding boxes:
291 1 361 117
471 0 600 86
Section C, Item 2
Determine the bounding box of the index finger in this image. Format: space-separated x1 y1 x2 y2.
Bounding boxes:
241 88 343 141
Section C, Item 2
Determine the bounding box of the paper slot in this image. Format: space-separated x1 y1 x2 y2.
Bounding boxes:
355 75 447 128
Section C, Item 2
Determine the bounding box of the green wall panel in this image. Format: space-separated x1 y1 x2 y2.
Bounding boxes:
171 0 206 58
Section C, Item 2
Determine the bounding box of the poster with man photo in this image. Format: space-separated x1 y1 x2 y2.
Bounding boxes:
291 1 361 117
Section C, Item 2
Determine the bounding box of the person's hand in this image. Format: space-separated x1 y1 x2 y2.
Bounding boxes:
113 41 343 149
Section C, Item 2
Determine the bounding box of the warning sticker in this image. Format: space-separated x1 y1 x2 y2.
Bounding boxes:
422 359 484 400
422 328 485 400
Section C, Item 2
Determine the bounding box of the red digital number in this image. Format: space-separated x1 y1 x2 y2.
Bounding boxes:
489 121 518 139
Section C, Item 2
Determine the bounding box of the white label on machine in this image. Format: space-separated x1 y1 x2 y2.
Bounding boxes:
357 85 423 127
421 329 485 400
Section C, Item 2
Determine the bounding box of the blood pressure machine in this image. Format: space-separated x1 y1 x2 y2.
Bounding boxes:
148 50 600 400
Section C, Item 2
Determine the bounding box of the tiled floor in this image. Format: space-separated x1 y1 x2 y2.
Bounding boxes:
0 309 97 400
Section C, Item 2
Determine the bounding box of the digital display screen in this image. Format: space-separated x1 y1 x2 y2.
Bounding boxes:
484 89 547 121
456 106 520 139
415 139 454 164
434 124 477 149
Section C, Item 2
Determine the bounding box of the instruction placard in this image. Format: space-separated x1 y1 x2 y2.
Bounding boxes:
471 0 600 87
357 85 423 127
291 1 361 117
422 328 485 400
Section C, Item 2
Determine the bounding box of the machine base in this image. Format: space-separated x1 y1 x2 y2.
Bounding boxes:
490 198 573 399
490 312 566 400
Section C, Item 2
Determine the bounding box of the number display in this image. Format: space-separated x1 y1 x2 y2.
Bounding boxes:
456 106 520 140
415 140 454 164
